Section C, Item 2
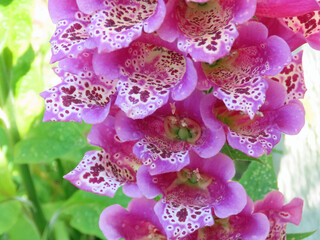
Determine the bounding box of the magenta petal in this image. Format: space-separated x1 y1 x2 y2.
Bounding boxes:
192 127 226 158
122 183 143 198
256 0 320 17
136 165 163 198
76 0 104 14
99 204 128 240
263 35 292 76
227 127 281 157
114 111 143 142
40 67 116 123
133 138 190 175
276 99 305 135
232 21 268 49
48 0 79 23
254 191 285 213
50 15 90 63
260 78 286 112
212 181 247 219
143 0 166 33
189 152 235 182
99 198 165 240
281 197 304 225
154 199 214 239
87 1 160 53
64 151 125 197
200 94 224 131
171 58 197 101
81 103 110 124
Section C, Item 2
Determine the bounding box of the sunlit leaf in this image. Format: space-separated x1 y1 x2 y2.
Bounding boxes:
0 158 16 201
61 189 131 238
287 231 317 240
0 125 7 147
221 144 264 163
8 213 40 240
12 45 35 96
0 200 21 235
0 0 33 60
239 154 278 201
14 122 87 164
0 47 12 106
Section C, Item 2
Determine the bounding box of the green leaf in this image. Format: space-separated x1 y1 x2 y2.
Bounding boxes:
221 144 264 163
0 0 33 60
0 159 16 201
8 213 40 240
0 47 12 106
61 189 131 238
0 200 22 235
11 45 35 95
287 231 317 240
14 122 87 164
239 154 278 201
0 125 7 147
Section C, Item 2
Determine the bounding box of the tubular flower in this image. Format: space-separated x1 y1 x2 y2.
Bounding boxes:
99 198 167 240
64 116 142 198
48 0 166 63
196 21 291 118
115 90 225 175
40 51 117 124
137 151 247 239
201 79 305 157
254 191 303 240
157 0 256 63
268 50 306 104
94 34 197 119
181 196 270 240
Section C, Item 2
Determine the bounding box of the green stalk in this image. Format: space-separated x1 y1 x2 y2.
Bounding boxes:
5 91 47 234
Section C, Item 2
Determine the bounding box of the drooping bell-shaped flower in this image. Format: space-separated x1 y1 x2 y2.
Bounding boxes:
94 34 197 119
99 198 167 240
115 90 225 175
200 79 305 157
40 51 117 124
196 21 292 118
181 196 270 240
48 0 166 62
157 0 257 63
255 0 320 18
268 50 306 104
64 115 142 198
254 191 303 240
137 151 247 239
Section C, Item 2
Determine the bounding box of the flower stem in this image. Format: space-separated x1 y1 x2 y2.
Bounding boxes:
19 164 47 233
5 92 47 234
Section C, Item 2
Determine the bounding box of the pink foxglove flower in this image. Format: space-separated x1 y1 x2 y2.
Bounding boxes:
99 198 166 240
64 115 142 198
201 79 305 157
41 51 117 124
115 90 225 175
254 191 303 240
157 0 256 63
137 151 247 239
48 0 166 62
94 34 197 119
256 0 320 18
196 21 291 118
268 51 306 104
181 196 270 240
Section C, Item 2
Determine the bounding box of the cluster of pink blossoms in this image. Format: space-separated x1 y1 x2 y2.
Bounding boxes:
43 0 320 239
